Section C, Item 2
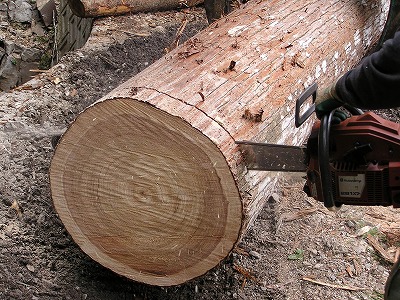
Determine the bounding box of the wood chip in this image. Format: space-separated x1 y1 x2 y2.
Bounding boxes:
352 258 362 276
345 265 353 277
281 207 318 222
26 264 35 272
10 200 22 219
366 234 395 264
233 264 260 284
302 277 368 291
233 247 249 256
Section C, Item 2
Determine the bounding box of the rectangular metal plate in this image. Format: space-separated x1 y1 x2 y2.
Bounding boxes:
236 141 307 172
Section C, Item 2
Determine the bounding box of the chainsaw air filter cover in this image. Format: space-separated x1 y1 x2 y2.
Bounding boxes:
306 112 400 208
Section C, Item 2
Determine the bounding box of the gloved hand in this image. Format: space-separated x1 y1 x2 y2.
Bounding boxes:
315 81 344 119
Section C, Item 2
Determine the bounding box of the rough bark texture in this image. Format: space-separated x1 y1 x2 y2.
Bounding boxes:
51 0 388 286
68 0 204 17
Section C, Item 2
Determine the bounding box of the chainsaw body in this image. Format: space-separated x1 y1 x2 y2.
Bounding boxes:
305 112 400 208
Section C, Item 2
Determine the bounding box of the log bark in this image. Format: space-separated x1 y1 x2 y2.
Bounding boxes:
67 0 204 17
50 0 388 286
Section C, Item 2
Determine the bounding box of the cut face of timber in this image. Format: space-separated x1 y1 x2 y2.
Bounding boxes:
50 99 243 286
51 0 388 287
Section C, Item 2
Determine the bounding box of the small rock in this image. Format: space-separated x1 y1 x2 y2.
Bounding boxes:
21 47 42 62
26 264 35 272
31 20 46 36
8 0 33 23
249 250 261 259
327 273 336 281
0 55 21 91
4 41 15 55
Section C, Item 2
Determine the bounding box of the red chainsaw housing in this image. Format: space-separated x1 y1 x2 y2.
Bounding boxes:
305 112 400 208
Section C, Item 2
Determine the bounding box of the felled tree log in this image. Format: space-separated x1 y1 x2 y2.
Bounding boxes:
67 0 204 17
50 0 388 286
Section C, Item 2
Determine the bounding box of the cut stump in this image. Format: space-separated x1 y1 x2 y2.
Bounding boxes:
50 0 388 286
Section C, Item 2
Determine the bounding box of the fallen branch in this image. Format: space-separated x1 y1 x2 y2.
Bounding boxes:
302 277 368 292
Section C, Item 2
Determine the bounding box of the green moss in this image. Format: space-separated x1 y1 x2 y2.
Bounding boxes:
288 249 304 261
39 52 52 70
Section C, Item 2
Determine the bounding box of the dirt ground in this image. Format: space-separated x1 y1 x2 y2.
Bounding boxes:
1 6 399 300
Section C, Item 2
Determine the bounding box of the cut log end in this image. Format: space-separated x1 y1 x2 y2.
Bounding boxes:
50 98 242 286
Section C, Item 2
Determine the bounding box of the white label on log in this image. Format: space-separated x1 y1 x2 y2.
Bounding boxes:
338 174 365 198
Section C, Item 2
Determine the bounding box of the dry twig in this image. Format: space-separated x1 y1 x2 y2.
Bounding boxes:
233 264 261 284
302 277 368 291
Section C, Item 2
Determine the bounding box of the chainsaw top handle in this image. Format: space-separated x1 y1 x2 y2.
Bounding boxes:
295 83 317 128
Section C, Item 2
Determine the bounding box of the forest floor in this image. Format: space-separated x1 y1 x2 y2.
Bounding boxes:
0 6 399 300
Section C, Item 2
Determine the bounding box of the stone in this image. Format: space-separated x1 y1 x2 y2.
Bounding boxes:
31 20 46 36
4 41 15 55
21 47 42 62
0 3 7 22
0 54 21 91
8 0 32 23
249 250 261 259
20 61 39 84
0 47 5 61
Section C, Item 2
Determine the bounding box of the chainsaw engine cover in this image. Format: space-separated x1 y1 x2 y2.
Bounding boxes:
305 112 400 208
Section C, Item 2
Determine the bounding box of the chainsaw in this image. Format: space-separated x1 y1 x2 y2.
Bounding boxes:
237 83 400 210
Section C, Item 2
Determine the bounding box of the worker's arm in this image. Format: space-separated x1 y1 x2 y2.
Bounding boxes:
336 31 400 109
316 31 400 116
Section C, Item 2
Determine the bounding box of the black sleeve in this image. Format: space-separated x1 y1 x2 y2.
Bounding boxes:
335 31 400 109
